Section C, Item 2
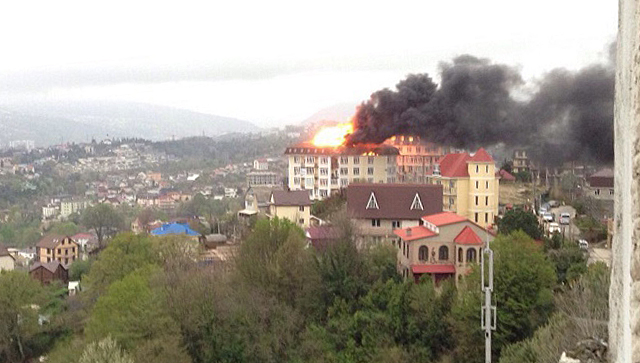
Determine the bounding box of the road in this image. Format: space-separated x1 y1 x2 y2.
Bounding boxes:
542 205 581 240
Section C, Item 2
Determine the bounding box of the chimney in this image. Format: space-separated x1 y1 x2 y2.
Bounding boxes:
406 227 412 236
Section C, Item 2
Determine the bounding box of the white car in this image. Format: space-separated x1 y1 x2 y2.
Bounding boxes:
559 213 571 225
549 222 561 234
578 239 589 250
539 207 548 215
542 213 554 222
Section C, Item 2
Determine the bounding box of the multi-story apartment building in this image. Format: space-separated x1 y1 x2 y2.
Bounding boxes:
428 148 499 228
247 171 280 187
394 211 494 285
36 234 79 266
60 200 87 218
385 136 459 183
284 143 399 200
512 149 530 173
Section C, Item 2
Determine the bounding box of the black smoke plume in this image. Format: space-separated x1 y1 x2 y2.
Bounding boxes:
347 51 614 165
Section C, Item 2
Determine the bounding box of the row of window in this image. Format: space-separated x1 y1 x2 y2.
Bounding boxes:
474 165 491 173
417 246 479 263
370 220 405 228
475 180 491 189
474 195 491 206
292 156 397 165
474 212 492 224
46 256 76 264
594 189 614 196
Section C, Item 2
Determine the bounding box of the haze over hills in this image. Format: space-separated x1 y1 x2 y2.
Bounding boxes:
0 101 259 147
301 102 358 125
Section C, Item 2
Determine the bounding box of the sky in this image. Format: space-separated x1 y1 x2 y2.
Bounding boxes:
0 0 618 127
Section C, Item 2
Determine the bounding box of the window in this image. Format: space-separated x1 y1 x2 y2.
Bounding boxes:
368 157 374 164
320 157 328 164
72 247 75 254
449 197 454 206
449 180 455 188
475 213 479 223
320 179 328 186
485 213 489 223
466 248 477 263
320 168 328 175
610 189 614 195
486 165 489 173
476 165 479 173
410 193 424 210
293 177 300 185
299 206 305 212
353 167 360 175
353 156 360 164
475 181 479 189
439 246 449 261
65 258 69 264
340 156 349 164
392 220 402 228
306 156 315 163
595 189 600 195
486 181 489 189
458 247 463 263
475 196 479 205
340 178 348 186
57 248 61 254
299 219 305 224
294 156 300 163
419 246 428 261
366 192 379 209
294 167 300 175
340 167 348 175
306 167 314 174
371 219 381 227
65 249 68 255
387 156 396 163
367 167 374 175
485 196 489 206
47 257 51 262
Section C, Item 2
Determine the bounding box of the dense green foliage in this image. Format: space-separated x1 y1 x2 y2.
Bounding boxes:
498 208 543 240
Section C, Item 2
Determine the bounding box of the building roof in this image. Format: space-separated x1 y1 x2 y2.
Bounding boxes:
411 264 456 274
270 190 312 206
588 168 614 188
438 148 494 178
150 223 201 236
347 184 443 220
453 226 484 245
393 226 436 241
36 234 67 249
496 169 516 181
30 261 67 273
284 142 399 156
422 211 468 227
306 226 341 240
0 243 11 257
469 148 494 162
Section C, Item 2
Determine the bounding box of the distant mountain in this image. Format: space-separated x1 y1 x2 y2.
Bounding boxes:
0 101 259 147
302 103 358 125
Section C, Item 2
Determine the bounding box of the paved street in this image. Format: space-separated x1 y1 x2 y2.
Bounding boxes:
589 247 611 266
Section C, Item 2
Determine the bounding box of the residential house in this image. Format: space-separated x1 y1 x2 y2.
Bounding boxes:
29 261 69 285
0 243 15 271
584 167 615 219
254 158 269 170
268 190 312 227
36 234 79 265
70 232 98 255
347 183 443 245
512 149 530 173
247 171 280 187
60 200 87 218
305 226 340 251
394 211 494 285
428 148 499 228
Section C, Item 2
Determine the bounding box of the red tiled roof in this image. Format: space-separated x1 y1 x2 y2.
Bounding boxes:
422 212 467 226
411 264 456 274
454 226 484 245
393 226 436 241
470 148 494 162
347 184 443 220
497 169 516 181
306 226 340 240
438 153 471 177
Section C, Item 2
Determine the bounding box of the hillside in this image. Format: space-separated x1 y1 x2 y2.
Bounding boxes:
0 101 259 147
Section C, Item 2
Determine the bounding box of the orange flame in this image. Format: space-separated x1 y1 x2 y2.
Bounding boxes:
312 123 353 147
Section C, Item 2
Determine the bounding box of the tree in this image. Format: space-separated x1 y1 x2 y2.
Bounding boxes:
451 231 556 361
49 222 80 236
500 159 513 174
0 271 45 362
498 208 543 240
69 259 92 281
82 204 125 248
80 337 133 363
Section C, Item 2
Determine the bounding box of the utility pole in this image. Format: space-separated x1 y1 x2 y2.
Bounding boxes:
481 233 496 363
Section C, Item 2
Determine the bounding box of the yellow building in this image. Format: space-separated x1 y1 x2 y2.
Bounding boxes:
268 190 312 228
428 148 499 228
36 234 79 266
284 143 399 200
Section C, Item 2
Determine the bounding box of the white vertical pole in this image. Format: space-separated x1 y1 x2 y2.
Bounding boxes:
481 233 496 363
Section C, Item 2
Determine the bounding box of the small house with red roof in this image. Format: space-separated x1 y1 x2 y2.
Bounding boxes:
428 148 499 228
394 211 494 285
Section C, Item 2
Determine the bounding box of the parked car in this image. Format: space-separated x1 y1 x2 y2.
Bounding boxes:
549 222 561 234
559 213 571 225
578 239 589 250
548 200 560 208
543 212 554 222
539 207 548 215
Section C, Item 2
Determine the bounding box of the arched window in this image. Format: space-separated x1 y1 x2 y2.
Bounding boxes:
439 246 449 261
458 247 463 263
466 248 477 263
419 246 428 261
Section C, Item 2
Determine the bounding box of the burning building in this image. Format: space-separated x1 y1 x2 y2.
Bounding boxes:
385 135 462 184
284 142 399 199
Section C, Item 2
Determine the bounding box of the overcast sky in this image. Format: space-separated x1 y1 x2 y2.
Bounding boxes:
0 0 617 127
